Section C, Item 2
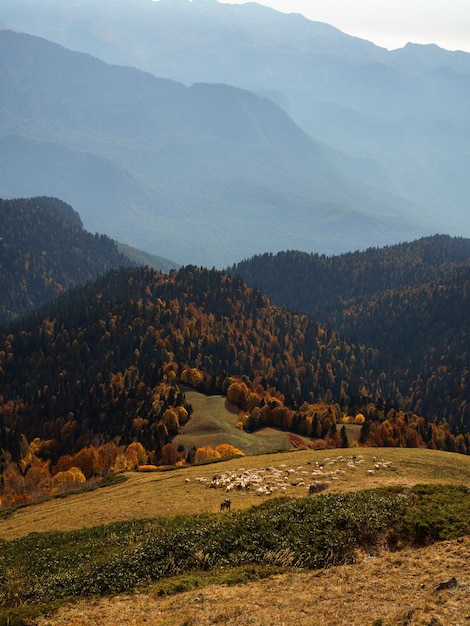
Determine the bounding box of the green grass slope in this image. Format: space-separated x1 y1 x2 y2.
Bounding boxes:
174 389 292 455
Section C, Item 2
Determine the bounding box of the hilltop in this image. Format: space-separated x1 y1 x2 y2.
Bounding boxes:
0 196 133 325
0 196 175 325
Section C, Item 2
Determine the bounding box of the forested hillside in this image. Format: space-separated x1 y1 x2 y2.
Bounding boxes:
230 235 470 323
1 261 469 507
0 264 362 457
231 236 470 352
230 235 470 436
0 196 176 326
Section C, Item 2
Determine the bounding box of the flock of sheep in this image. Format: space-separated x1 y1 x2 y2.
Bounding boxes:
188 454 396 498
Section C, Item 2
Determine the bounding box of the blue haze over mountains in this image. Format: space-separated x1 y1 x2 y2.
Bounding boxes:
1 0 469 267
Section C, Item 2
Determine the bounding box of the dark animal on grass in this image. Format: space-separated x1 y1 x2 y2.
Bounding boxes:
309 482 327 495
220 498 231 511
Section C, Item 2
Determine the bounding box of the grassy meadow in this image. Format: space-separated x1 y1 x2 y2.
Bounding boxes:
1 446 470 541
1 390 470 625
0 446 469 625
173 388 294 454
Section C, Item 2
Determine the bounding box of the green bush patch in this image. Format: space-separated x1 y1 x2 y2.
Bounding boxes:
0 485 469 615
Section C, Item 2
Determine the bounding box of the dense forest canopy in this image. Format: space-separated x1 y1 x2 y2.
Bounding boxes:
0 196 135 325
1 229 470 507
230 235 470 324
1 261 469 457
231 236 470 386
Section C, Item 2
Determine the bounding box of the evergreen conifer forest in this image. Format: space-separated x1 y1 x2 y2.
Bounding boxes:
1 201 470 507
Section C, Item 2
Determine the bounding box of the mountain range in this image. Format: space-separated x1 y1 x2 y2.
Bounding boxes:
2 0 469 266
1 197 469 458
0 4 469 616
0 193 468 543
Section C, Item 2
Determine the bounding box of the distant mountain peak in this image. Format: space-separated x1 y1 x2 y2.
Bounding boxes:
1 1 470 266
390 40 470 72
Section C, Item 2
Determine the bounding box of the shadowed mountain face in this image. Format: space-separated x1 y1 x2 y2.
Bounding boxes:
0 196 135 325
2 0 470 252
0 193 178 325
0 28 430 267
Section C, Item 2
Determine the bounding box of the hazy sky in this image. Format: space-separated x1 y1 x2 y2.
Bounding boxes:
219 0 470 52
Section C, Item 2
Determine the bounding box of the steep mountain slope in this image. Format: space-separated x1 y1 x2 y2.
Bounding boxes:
114 242 179 274
231 235 470 426
1 260 469 468
0 134 159 240
2 0 469 237
0 29 428 267
230 235 470 322
0 196 175 325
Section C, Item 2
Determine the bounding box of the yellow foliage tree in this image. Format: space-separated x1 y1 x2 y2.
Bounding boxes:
98 441 118 474
176 405 189 423
215 444 244 458
72 446 101 479
246 391 261 411
126 449 139 469
113 452 132 472
180 367 204 387
126 441 148 467
24 457 51 496
226 381 248 409
162 408 180 433
2 461 25 500
194 446 221 464
51 467 86 494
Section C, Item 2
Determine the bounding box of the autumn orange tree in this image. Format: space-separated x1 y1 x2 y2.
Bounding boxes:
1 255 470 509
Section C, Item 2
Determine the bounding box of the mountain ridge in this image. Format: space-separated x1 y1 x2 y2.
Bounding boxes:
2 241 470 454
2 2 469 264
0 28 429 267
5 0 468 242
0 196 176 325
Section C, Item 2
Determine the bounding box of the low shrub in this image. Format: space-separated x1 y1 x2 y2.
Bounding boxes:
1 485 469 611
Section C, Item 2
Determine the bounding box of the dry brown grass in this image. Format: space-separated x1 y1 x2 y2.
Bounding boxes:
1 446 470 542
35 535 470 626
3 390 470 625
2 442 470 626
